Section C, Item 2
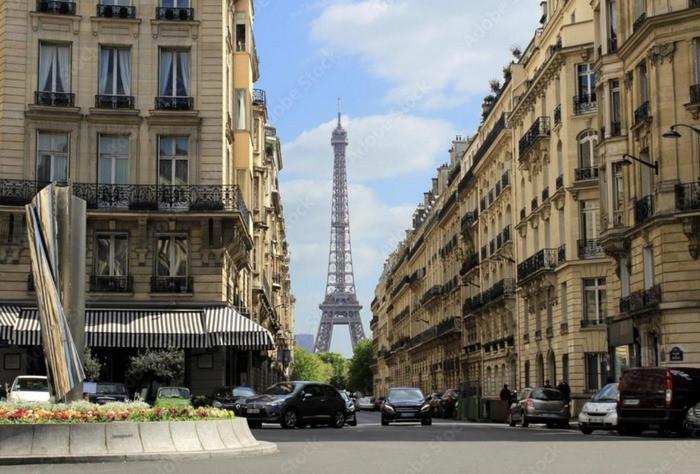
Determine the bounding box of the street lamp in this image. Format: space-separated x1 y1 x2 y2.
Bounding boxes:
491 254 516 264
619 154 658 175
662 123 700 139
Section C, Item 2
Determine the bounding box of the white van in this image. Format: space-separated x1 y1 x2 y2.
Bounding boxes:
8 376 50 403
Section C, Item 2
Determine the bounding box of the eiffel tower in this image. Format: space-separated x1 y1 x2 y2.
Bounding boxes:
314 102 365 353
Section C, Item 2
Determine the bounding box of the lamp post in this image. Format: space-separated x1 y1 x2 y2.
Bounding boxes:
619 153 658 175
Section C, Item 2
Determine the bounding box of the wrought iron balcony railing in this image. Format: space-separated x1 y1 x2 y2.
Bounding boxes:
517 248 560 283
463 295 483 314
35 91 75 107
577 239 605 259
633 12 647 32
634 194 654 225
252 89 266 106
90 275 133 293
151 276 194 294
36 0 75 15
553 104 561 125
573 93 597 114
575 166 599 181
95 94 135 109
634 101 650 125
691 84 700 104
519 116 551 159
155 6 194 21
460 253 479 276
555 174 564 190
97 4 136 18
420 285 443 305
676 182 700 211
155 96 194 111
620 285 662 314
472 114 506 166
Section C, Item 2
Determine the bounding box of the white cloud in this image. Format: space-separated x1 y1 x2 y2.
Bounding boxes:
284 113 455 181
310 0 539 109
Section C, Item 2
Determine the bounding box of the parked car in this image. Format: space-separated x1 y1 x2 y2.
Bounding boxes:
441 388 460 419
373 396 385 411
357 396 374 411
7 376 50 403
88 382 129 405
240 381 349 429
684 402 700 437
508 387 569 428
617 367 700 436
339 390 358 426
380 387 432 426
578 383 619 434
209 386 256 414
428 392 444 417
154 387 192 408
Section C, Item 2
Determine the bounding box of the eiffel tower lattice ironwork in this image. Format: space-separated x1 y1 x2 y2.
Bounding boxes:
314 103 365 353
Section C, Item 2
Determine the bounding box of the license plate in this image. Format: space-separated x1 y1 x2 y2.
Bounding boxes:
623 399 640 406
247 408 260 414
401 413 414 417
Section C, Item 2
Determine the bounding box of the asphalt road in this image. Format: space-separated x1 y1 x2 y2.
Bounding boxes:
4 411 700 474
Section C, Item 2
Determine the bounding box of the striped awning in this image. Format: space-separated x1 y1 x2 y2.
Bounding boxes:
13 309 210 349
0 305 19 342
205 306 275 350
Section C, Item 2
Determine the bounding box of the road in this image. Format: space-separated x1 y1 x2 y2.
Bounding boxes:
3 411 699 474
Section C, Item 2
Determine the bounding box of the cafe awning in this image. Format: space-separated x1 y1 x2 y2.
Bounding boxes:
204 306 275 350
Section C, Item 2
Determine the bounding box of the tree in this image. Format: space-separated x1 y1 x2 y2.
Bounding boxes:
347 339 374 395
318 352 348 389
291 346 331 382
125 349 185 388
83 347 103 382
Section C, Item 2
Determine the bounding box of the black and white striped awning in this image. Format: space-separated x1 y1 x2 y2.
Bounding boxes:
204 306 275 350
0 305 19 342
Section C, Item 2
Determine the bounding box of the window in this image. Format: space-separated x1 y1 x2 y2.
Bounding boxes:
583 278 606 324
96 234 128 277
607 1 617 48
102 0 132 4
161 0 190 6
585 353 609 392
695 38 700 83
98 135 129 185
612 162 625 225
580 200 600 242
560 283 568 325
535 300 542 334
578 130 598 170
37 132 69 183
159 49 190 97
577 63 596 99
610 79 621 133
236 23 246 52
524 361 530 388
562 354 569 383
558 208 565 246
546 293 553 330
643 247 654 289
38 43 70 93
156 235 188 277
235 89 247 130
638 62 649 104
620 255 631 298
99 47 130 96
633 0 645 20
158 136 188 185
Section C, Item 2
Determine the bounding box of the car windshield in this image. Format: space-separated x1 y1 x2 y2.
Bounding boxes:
97 383 127 395
532 388 564 401
263 382 298 395
359 397 371 403
233 387 256 398
158 387 190 399
388 388 424 402
13 378 48 392
592 383 618 402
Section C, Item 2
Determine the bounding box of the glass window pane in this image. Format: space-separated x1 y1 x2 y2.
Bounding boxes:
96 237 111 276
98 157 112 184
159 159 172 185
54 133 69 153
113 236 128 276
37 132 51 151
53 155 68 182
174 237 188 276
115 158 128 184
37 154 51 182
157 237 170 276
175 160 188 185
175 137 188 156
159 137 173 157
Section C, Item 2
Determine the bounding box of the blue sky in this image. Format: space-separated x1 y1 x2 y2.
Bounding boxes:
254 0 540 357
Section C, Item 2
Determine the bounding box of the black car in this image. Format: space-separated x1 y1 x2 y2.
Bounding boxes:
240 381 349 429
88 382 129 405
381 387 432 426
339 390 358 426
209 386 256 414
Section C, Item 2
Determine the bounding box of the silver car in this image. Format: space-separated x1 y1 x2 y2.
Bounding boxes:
578 383 618 434
508 387 570 428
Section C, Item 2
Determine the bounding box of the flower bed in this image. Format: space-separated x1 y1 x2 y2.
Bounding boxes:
0 401 234 424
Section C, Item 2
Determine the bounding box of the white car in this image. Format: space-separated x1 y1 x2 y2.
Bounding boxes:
8 376 50 403
357 397 374 411
578 383 619 434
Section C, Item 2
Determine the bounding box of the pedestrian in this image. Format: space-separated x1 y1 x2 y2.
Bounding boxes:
544 379 553 388
556 380 571 402
499 384 512 405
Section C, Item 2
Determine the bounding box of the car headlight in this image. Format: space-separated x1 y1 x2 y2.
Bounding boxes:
420 404 431 413
213 400 222 409
268 398 285 406
383 404 395 413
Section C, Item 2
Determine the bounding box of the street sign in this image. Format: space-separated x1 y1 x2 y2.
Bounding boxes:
669 347 684 362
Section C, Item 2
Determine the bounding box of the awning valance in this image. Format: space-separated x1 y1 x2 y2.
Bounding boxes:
0 305 19 342
205 306 275 350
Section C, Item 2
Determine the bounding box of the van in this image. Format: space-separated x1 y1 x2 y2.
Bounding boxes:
617 367 700 435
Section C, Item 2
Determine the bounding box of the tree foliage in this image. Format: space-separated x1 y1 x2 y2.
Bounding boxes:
291 347 331 383
125 349 185 387
347 339 374 395
318 352 348 389
82 347 103 382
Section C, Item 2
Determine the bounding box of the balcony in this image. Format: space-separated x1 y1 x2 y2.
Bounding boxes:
634 194 654 225
541 187 549 202
634 101 650 126
36 0 75 15
95 94 135 110
553 104 561 125
577 239 605 259
155 6 194 21
573 93 597 115
463 295 483 314
676 182 700 211
89 275 133 293
155 96 194 111
252 89 266 107
0 180 50 206
151 276 194 294
97 4 136 18
420 285 443 306
472 114 507 166
633 12 646 32
620 285 662 314
691 84 700 104
555 174 564 190
517 248 560 283
574 166 599 181
519 117 551 160
482 278 515 305
459 253 479 276
35 91 75 107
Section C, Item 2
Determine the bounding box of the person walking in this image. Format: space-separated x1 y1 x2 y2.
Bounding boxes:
499 384 513 405
556 380 571 402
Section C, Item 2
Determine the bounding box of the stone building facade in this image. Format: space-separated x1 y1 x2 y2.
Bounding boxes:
0 0 294 396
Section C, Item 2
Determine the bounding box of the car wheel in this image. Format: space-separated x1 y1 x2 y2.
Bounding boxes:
381 416 389 426
281 409 299 429
521 415 529 428
421 417 432 426
332 410 345 429
580 426 594 435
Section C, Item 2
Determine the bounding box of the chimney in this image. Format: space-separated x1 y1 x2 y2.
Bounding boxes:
424 192 433 208
540 1 548 24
